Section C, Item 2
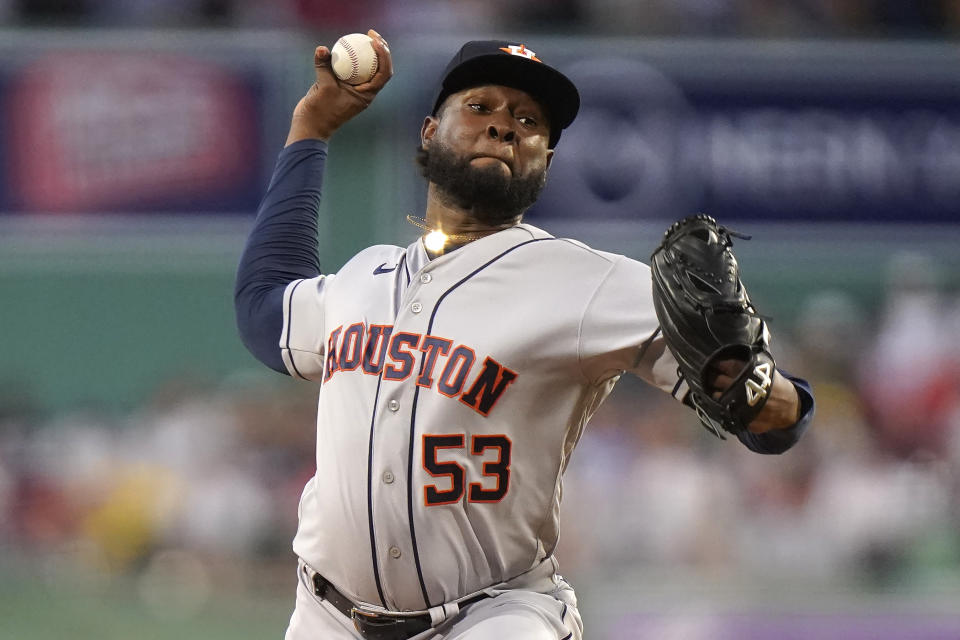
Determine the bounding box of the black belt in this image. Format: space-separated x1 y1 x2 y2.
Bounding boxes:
307 567 490 640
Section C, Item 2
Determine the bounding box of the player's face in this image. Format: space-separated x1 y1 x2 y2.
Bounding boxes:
420 85 554 223
428 84 553 180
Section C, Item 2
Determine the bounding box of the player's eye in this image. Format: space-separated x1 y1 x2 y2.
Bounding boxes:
518 115 537 127
467 103 487 112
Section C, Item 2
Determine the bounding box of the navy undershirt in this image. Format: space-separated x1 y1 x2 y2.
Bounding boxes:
233 139 813 453
234 139 328 373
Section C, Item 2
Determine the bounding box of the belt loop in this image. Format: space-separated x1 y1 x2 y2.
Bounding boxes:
301 562 315 591
300 562 328 599
427 602 459 626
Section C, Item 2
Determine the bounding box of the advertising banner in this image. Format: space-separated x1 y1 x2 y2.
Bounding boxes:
524 42 960 224
3 51 262 213
0 32 310 215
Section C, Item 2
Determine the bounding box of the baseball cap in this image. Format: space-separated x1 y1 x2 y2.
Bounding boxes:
431 40 580 148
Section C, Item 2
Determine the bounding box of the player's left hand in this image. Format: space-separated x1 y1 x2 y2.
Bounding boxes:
287 29 394 144
709 359 801 433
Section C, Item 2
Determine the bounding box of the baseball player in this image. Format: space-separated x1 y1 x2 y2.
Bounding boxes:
234 32 815 640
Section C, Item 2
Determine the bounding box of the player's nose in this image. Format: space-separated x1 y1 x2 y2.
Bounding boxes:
486 117 516 143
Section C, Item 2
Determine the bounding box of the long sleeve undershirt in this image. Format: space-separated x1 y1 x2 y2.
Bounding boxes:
234 139 329 374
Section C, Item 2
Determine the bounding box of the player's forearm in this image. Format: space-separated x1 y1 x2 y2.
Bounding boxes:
234 139 328 372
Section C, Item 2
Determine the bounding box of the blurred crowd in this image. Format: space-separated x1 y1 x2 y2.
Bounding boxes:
0 373 320 613
2 0 960 38
1 250 959 613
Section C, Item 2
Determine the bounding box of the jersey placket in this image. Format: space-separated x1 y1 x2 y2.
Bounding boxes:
368 260 438 611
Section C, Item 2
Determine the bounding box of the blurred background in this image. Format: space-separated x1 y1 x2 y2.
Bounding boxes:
1 2 960 639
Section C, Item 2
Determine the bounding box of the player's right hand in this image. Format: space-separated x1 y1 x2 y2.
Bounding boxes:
286 29 394 145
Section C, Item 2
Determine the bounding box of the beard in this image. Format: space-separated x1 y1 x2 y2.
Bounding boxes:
418 141 548 225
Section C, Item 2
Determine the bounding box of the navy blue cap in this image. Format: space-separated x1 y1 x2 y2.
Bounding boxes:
432 40 580 148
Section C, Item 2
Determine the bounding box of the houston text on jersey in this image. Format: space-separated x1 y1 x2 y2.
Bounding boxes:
323 323 519 417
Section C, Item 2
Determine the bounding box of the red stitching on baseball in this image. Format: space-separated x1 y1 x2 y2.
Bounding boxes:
342 40 360 83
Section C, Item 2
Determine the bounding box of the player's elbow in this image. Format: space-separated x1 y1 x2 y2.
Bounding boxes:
234 283 289 375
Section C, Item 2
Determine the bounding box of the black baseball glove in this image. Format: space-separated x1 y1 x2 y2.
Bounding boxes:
650 214 774 439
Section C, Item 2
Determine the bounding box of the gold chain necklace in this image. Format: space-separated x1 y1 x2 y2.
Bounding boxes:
404 215 488 244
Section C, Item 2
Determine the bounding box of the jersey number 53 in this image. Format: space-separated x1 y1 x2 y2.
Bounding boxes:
422 434 512 506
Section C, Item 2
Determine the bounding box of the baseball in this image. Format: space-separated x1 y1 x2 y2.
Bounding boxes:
330 33 379 85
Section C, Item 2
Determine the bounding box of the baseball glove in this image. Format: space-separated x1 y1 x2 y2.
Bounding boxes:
650 214 774 439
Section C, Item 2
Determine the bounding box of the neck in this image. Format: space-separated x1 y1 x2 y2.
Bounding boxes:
423 184 522 241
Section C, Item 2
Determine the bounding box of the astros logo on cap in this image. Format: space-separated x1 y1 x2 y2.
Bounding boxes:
499 44 541 62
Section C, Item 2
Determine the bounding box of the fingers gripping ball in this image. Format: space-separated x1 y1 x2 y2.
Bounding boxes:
650 214 775 439
331 33 379 85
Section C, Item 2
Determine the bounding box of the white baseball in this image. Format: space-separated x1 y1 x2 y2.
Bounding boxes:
330 33 379 85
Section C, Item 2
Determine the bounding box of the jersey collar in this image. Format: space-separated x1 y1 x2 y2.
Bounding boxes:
404 223 554 275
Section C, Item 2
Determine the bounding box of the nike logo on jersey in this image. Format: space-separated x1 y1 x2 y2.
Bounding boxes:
373 263 396 275
323 323 518 417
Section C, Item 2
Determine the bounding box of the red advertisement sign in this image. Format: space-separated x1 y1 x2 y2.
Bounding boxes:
6 51 258 213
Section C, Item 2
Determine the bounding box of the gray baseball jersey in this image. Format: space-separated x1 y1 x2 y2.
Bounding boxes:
279 223 683 613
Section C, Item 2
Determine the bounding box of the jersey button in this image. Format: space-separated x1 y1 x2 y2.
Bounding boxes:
420 273 432 284
411 302 423 313
388 399 400 412
389 546 401 559
382 471 394 484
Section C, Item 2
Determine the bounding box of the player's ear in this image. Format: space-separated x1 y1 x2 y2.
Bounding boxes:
545 149 554 170
421 116 439 146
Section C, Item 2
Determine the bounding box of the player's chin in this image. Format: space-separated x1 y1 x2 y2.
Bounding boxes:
469 156 513 176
